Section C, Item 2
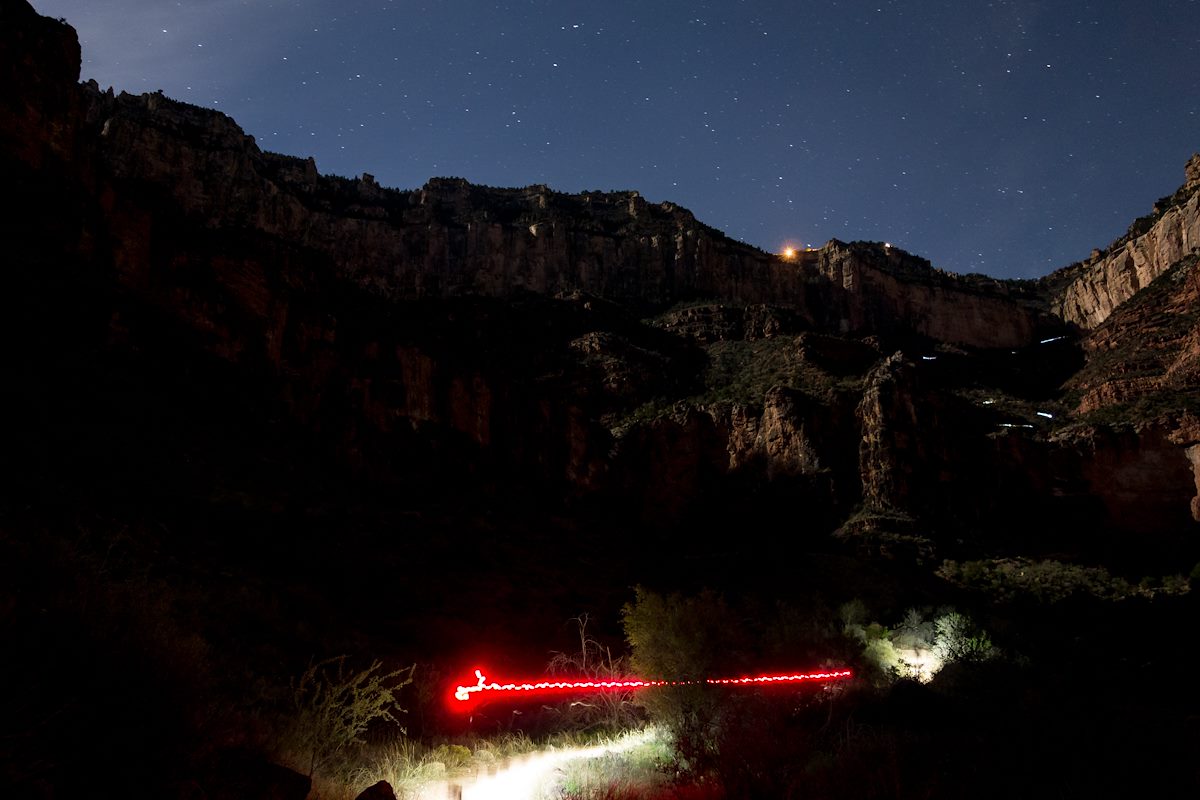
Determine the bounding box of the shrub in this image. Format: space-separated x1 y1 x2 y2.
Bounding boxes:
844 606 996 684
547 614 644 732
621 586 849 790
281 655 415 778
621 588 740 773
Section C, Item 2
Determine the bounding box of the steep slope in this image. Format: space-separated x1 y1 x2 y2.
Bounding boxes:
1038 158 1200 528
1066 253 1200 417
1 0 1195 564
1045 153 1200 329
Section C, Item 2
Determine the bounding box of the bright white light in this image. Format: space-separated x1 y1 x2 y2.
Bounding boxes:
921 355 937 361
416 730 656 800
895 648 943 683
1036 411 1053 418
1039 335 1067 344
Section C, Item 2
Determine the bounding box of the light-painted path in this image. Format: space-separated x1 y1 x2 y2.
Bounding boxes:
413 731 651 800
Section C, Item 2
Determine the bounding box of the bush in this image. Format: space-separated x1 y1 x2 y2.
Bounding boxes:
281 655 415 778
546 614 644 732
621 586 850 792
621 587 741 773
843 605 997 684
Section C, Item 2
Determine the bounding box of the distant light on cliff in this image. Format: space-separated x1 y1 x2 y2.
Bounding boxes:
780 246 798 260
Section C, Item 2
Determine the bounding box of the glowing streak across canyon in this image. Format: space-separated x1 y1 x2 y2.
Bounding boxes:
451 667 852 710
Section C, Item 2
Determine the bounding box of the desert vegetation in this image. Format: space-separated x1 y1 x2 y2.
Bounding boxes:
3 500 1197 799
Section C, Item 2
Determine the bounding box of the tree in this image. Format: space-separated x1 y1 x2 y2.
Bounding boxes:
621 587 743 772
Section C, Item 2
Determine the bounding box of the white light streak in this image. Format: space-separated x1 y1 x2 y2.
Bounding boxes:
415 730 655 800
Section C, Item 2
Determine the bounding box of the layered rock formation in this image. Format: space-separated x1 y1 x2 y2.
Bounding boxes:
2 2 1055 351
1 0 1197 573
1047 159 1200 525
1047 154 1200 330
1067 254 1200 414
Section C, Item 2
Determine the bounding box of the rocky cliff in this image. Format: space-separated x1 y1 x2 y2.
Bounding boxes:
1 0 1197 573
1046 154 1200 330
1041 159 1200 526
1 3 1054 351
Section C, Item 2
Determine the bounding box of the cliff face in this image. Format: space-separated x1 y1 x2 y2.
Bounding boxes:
1057 250 1200 524
1047 154 1200 330
1066 253 1200 414
7 32 1052 350
0 0 81 165
2 0 1197 574
810 243 1047 347
1030 156 1200 531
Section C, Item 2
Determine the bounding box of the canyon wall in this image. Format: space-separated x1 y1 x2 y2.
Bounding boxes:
2 1 1196 566
1048 154 1200 330
1 5 1052 352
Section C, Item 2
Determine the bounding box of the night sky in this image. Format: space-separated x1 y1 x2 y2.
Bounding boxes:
32 0 1200 279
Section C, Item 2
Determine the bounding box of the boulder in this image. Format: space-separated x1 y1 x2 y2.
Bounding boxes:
354 780 397 800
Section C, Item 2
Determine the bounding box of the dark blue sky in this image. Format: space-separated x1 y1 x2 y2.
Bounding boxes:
33 0 1200 279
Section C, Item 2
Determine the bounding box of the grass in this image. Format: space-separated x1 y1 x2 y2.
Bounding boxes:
337 736 506 798
326 727 710 799
543 727 723 800
297 730 538 799
293 727 690 800
543 732 667 800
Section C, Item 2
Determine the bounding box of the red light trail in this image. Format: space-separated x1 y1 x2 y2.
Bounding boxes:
450 667 852 712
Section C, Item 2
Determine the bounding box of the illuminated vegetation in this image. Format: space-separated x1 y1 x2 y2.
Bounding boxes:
841 602 998 684
277 655 414 779
547 728 713 800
